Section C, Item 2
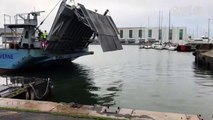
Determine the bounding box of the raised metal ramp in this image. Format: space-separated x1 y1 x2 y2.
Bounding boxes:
47 1 122 53
78 4 122 52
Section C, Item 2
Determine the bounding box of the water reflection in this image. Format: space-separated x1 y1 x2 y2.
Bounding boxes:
193 62 213 88
97 80 123 106
0 63 122 106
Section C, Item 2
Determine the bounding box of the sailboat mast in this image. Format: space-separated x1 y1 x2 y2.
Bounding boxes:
159 11 161 42
208 19 211 43
168 11 171 44
161 11 163 42
159 11 161 31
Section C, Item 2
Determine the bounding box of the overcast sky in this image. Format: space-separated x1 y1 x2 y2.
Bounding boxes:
0 0 212 37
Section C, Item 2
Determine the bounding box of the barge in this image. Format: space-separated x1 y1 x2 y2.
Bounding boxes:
0 0 122 70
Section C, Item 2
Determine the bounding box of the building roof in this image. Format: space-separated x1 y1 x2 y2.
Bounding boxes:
117 26 187 30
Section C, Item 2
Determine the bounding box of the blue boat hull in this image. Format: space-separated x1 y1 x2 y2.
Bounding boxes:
0 49 93 70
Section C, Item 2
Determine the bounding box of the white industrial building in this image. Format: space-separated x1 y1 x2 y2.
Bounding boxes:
118 27 188 44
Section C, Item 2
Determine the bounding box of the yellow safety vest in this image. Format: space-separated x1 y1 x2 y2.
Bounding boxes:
43 32 48 39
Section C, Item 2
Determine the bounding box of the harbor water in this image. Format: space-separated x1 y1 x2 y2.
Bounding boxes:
0 45 213 117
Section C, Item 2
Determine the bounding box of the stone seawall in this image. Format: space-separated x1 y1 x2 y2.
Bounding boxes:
0 98 200 120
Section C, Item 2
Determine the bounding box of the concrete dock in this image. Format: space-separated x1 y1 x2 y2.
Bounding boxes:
0 98 200 120
194 44 213 70
0 110 92 120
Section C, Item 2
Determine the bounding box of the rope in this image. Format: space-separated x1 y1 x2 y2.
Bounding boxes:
29 78 51 99
36 0 62 29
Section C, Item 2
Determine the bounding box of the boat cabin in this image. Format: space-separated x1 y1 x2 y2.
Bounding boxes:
3 11 44 49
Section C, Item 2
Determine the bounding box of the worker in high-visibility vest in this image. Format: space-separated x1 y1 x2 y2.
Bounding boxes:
38 30 43 41
40 30 48 49
43 30 48 40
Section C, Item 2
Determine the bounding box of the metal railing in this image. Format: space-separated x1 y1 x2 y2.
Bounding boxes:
3 14 22 47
